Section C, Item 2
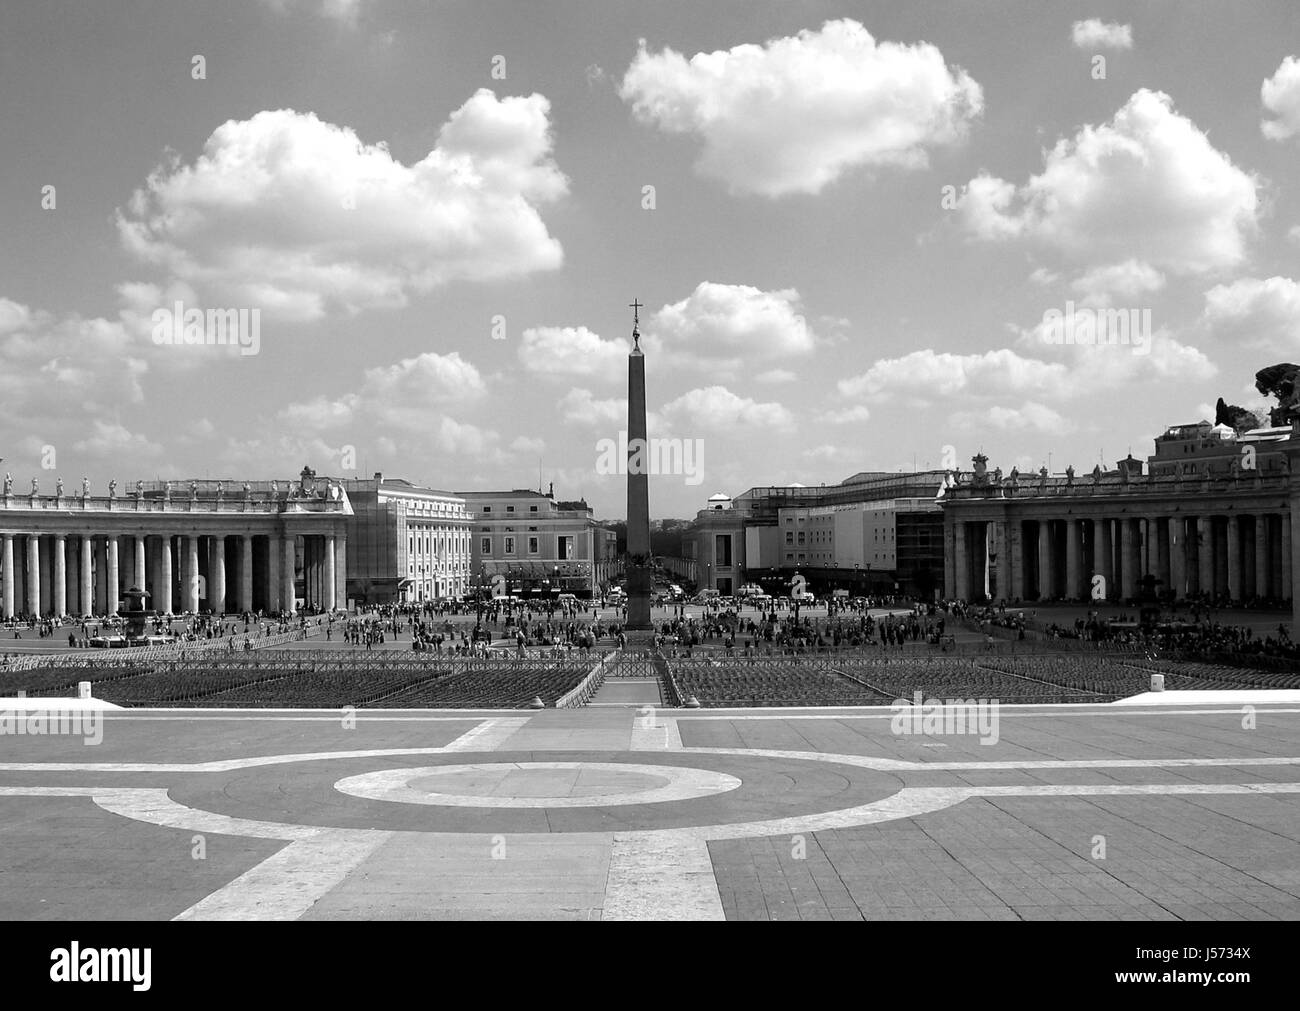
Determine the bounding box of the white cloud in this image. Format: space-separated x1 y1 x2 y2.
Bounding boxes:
558 387 625 426
953 401 1074 434
644 283 816 367
619 18 982 197
73 421 164 458
0 297 148 426
957 90 1259 275
1071 20 1133 50
1261 55 1300 141
518 326 626 379
117 91 567 323
659 386 791 429
842 337 1215 409
755 368 797 384
1201 276 1300 354
435 417 499 455
817 405 871 424
1290 225 1300 245
839 348 1070 401
1017 312 1216 385
1069 260 1166 307
279 351 486 432
510 435 546 454
218 433 348 475
261 0 369 26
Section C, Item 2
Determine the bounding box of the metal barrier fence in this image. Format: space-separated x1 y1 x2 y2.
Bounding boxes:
556 653 614 709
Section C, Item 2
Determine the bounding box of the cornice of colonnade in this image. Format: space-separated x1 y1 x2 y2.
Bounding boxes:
939 482 1296 520
941 496 1296 523
0 506 351 537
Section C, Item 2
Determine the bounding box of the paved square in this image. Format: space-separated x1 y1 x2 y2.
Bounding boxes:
1 698 1297 920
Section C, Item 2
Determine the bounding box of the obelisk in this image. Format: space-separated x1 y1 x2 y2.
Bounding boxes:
624 299 653 630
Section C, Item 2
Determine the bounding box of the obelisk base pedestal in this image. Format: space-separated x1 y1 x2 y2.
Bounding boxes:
621 629 658 651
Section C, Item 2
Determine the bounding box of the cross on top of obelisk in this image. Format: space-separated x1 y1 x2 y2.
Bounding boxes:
629 298 642 350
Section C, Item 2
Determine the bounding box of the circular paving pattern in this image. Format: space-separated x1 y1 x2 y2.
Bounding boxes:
166 749 905 834
334 761 743 808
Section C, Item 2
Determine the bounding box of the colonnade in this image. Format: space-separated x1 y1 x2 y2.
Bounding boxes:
949 512 1293 603
0 530 347 619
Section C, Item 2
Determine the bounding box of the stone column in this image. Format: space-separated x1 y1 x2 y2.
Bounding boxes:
186 535 201 612
1227 515 1242 601
1255 515 1270 599
324 535 336 612
1283 511 1293 603
267 535 281 612
65 541 77 615
52 535 67 616
159 536 173 615
1156 518 1171 595
943 521 956 598
26 534 41 617
239 535 254 613
1168 517 1185 601
1093 518 1113 601
1065 518 1081 600
107 536 119 616
1197 516 1214 597
953 521 969 600
282 535 296 615
1213 519 1229 597
210 536 227 614
1009 521 1024 601
121 535 134 593
1120 519 1137 600
1037 521 1055 600
94 537 107 615
970 523 987 600
994 521 1009 601
81 536 94 616
1 534 13 619
334 534 348 612
135 536 147 595
147 537 159 611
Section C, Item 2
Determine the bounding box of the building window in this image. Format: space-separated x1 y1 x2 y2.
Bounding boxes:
528 536 539 554
483 506 491 513
481 537 491 554
505 536 515 555
530 505 538 513
507 506 515 513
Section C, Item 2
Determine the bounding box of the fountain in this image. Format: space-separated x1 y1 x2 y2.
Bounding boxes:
119 586 158 646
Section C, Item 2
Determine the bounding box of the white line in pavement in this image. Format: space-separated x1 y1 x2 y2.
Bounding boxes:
629 716 682 751
89 715 499 723
443 717 531 752
334 762 738 808
675 746 1300 774
0 742 520 774
173 831 394 921
676 707 1300 720
604 833 724 921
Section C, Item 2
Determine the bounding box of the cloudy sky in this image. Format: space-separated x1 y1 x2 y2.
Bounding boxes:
2 1 1298 519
